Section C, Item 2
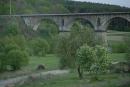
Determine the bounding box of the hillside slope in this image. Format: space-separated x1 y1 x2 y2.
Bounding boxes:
0 0 130 14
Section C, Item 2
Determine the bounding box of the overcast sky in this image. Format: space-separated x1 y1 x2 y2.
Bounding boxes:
74 0 130 8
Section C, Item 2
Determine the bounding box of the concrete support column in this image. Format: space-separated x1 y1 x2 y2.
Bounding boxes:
95 30 107 46
58 21 71 36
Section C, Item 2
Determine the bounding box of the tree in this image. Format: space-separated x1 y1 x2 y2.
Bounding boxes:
0 0 9 14
76 44 96 79
93 45 110 73
29 38 50 57
7 50 28 70
0 36 29 72
76 44 110 79
56 22 95 69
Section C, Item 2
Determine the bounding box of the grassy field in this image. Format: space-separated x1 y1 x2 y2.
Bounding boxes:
107 30 130 41
24 54 60 71
0 53 126 80
15 30 130 87
109 53 126 62
1 30 130 87
0 54 60 80
15 53 129 87
16 72 130 87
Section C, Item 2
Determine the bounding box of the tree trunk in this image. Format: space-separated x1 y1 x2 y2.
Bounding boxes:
77 65 83 79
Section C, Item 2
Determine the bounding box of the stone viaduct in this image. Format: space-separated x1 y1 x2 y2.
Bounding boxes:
1 12 130 44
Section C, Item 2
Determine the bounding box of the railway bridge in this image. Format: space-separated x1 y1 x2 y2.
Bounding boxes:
1 12 130 44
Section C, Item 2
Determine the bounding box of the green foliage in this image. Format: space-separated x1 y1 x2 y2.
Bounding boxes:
109 42 127 53
126 48 130 63
76 44 96 71
0 36 29 72
0 17 21 37
94 45 110 73
7 50 28 70
5 20 20 36
56 22 95 69
1 0 130 14
0 0 10 14
65 1 130 13
125 36 130 63
36 20 59 53
56 36 70 69
76 44 110 79
29 38 50 57
38 20 58 39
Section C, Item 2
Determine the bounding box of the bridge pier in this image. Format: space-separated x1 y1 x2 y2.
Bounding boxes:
95 30 107 46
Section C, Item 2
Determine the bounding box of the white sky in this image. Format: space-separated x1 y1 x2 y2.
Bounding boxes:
74 0 130 8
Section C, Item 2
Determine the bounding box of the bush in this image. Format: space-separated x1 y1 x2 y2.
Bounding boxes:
94 45 110 73
76 44 95 79
29 38 50 57
76 44 110 79
56 36 70 69
7 50 29 71
0 36 29 72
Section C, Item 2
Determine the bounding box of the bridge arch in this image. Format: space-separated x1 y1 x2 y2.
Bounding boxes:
36 18 59 37
67 17 95 31
103 16 130 31
37 18 59 30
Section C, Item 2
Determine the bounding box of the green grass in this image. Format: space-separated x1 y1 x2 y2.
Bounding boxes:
24 54 60 71
16 72 130 87
0 53 126 80
107 30 130 41
0 54 60 80
108 53 126 62
4 30 130 87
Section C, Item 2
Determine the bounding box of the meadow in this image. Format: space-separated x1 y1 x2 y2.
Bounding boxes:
0 31 130 87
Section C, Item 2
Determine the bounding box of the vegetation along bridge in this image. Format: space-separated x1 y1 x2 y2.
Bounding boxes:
1 12 130 44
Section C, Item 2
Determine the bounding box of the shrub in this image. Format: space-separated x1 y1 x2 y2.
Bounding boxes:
0 36 29 72
29 38 50 57
56 36 70 69
94 45 110 73
7 50 29 71
5 19 20 36
76 44 110 79
76 44 96 79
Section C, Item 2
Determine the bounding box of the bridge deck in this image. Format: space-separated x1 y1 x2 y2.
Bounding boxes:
0 12 130 17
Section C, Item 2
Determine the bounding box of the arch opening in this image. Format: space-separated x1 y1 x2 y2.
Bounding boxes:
70 18 95 31
106 17 130 53
107 17 130 32
37 19 59 38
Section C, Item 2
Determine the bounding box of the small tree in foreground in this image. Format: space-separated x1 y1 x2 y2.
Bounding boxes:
76 44 110 79
76 44 96 79
56 22 95 69
93 45 110 73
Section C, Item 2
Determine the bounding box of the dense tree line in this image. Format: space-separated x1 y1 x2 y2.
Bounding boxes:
0 0 10 14
64 1 130 13
0 0 130 14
